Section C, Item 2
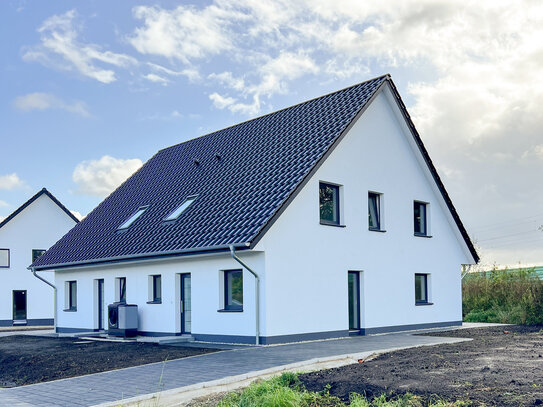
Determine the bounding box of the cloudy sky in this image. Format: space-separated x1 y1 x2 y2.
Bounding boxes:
1 0 542 268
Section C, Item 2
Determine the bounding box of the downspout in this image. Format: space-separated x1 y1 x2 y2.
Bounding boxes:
229 245 260 345
31 267 57 332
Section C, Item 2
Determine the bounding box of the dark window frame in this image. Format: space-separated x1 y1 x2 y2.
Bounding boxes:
414 201 428 236
415 273 431 305
118 277 126 303
0 248 10 268
32 249 46 263
368 192 382 231
147 274 162 304
223 269 243 312
319 182 341 226
66 281 77 311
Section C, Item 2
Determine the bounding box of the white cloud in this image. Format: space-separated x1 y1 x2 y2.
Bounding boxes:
146 63 201 82
144 73 169 85
72 156 143 197
24 9 137 83
0 200 9 208
129 5 240 63
13 92 90 117
0 173 24 190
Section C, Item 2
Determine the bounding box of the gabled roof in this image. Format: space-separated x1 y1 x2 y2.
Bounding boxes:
32 75 478 270
0 188 79 231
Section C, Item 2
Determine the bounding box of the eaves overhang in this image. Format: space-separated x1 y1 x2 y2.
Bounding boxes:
30 242 251 272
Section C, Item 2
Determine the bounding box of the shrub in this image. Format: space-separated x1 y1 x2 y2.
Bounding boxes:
463 267 543 325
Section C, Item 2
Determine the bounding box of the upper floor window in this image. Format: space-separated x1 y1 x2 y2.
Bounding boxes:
368 192 383 231
0 249 9 268
164 195 198 221
32 249 46 263
117 206 149 230
414 201 428 236
319 182 340 225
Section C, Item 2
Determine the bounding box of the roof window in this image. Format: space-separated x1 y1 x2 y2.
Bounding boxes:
117 206 148 230
164 196 197 221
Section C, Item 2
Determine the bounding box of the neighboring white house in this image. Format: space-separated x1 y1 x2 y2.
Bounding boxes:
31 75 479 343
0 188 79 326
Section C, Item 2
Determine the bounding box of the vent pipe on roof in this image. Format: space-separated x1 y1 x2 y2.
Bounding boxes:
229 245 260 345
31 267 57 332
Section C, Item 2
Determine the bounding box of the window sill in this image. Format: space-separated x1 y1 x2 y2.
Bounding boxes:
414 233 432 238
63 308 77 312
146 300 162 304
415 302 434 306
320 221 346 228
369 228 386 233
218 308 243 313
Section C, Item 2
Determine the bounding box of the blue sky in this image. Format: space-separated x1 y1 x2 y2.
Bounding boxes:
1 0 542 267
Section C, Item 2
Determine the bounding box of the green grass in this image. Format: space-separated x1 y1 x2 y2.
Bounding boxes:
216 373 466 407
463 267 543 324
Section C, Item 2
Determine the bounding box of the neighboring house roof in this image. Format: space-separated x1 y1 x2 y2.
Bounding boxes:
0 188 80 231
32 75 478 270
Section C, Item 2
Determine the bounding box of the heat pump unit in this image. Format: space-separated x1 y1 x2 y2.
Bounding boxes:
108 302 138 337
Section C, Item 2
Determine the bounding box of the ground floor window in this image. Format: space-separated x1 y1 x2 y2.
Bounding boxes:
224 270 243 311
65 281 77 311
415 274 430 304
148 275 162 303
116 277 126 303
348 271 361 330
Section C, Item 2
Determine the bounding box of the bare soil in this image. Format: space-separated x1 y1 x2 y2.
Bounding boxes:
299 325 543 406
0 335 217 388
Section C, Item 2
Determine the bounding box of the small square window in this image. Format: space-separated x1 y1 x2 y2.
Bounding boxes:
32 249 46 263
415 274 429 304
224 270 243 311
368 192 382 230
414 201 428 236
65 281 77 311
0 249 9 268
319 182 340 225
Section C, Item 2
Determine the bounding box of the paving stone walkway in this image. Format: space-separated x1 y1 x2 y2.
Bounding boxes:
0 332 468 407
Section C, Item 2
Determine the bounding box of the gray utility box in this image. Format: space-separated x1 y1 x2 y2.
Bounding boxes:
108 302 138 337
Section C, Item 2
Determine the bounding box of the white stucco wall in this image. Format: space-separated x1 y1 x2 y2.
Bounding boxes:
52 83 475 342
254 85 474 337
0 194 77 324
55 252 265 338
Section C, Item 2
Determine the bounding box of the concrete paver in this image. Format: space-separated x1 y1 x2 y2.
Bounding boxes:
0 331 469 407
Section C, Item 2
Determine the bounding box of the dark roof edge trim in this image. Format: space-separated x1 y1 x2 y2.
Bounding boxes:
385 80 479 263
159 74 392 153
31 242 251 271
248 77 390 249
0 188 79 230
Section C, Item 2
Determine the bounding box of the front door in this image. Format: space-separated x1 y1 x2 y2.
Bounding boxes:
97 279 104 330
180 274 191 334
348 272 360 331
13 290 27 323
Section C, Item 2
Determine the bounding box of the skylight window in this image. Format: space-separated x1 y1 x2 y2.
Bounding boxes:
117 206 148 230
164 196 197 221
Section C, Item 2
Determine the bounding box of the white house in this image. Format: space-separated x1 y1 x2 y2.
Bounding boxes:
31 75 478 344
0 188 79 326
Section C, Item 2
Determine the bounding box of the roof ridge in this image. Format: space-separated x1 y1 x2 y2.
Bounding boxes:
159 74 391 153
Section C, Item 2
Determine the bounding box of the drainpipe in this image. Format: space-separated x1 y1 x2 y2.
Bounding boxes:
31 267 57 332
229 245 260 345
